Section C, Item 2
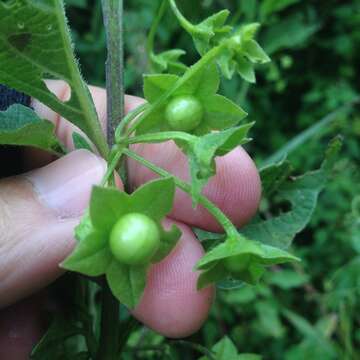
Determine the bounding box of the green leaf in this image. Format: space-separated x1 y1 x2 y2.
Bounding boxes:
106 260 148 308
129 177 175 222
0 104 65 154
260 0 300 18
197 235 299 288
72 132 93 151
0 0 105 153
211 336 238 359
267 270 309 289
241 138 342 251
260 158 293 197
90 186 131 232
199 336 262 360
61 229 112 277
262 14 320 54
242 169 328 249
30 315 87 360
255 301 285 338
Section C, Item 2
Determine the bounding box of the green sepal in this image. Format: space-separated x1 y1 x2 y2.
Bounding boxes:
236 55 256 83
90 186 131 232
72 132 93 152
243 39 271 64
143 73 178 103
129 177 176 222
196 235 300 289
190 10 232 55
60 229 112 277
152 224 181 263
219 22 270 81
0 104 65 154
189 123 253 203
106 260 148 309
150 49 187 75
200 94 248 132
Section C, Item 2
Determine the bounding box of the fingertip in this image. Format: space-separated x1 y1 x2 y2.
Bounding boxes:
198 146 262 231
132 220 214 338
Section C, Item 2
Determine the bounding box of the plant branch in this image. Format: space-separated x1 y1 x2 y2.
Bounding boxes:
102 0 124 147
123 148 238 238
115 102 149 141
146 0 168 62
168 0 196 34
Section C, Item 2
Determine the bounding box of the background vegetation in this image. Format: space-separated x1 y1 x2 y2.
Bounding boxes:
64 0 360 358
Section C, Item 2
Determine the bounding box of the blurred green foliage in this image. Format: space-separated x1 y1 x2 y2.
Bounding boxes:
65 0 360 358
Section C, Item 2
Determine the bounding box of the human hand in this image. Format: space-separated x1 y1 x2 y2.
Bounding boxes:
0 81 261 358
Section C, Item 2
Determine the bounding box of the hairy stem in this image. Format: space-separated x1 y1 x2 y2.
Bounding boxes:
102 0 124 147
123 148 239 238
97 1 124 358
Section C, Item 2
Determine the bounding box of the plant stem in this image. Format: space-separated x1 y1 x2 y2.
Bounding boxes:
102 0 124 147
97 1 124 358
146 0 168 62
100 147 124 186
127 42 226 135
123 148 239 238
125 131 196 145
115 102 149 141
168 0 196 34
96 282 120 360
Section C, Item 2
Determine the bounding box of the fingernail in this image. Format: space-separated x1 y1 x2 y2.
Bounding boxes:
25 150 106 218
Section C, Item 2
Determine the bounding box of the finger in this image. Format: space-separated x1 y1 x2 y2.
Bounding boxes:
0 293 48 360
0 150 108 308
128 142 261 232
132 219 214 338
31 82 261 232
30 80 143 151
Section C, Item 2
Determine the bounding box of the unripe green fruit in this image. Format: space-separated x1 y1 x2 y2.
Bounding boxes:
109 213 160 266
165 95 203 132
224 254 251 274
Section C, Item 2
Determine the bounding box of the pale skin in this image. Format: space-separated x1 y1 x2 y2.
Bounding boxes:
0 81 262 358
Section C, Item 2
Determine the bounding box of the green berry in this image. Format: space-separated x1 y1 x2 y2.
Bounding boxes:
224 254 251 274
165 95 203 132
109 213 160 266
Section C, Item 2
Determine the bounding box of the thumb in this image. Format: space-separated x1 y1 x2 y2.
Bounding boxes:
0 150 106 308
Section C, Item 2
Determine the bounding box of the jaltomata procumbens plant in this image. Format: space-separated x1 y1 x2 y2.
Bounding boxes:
0 0 340 358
